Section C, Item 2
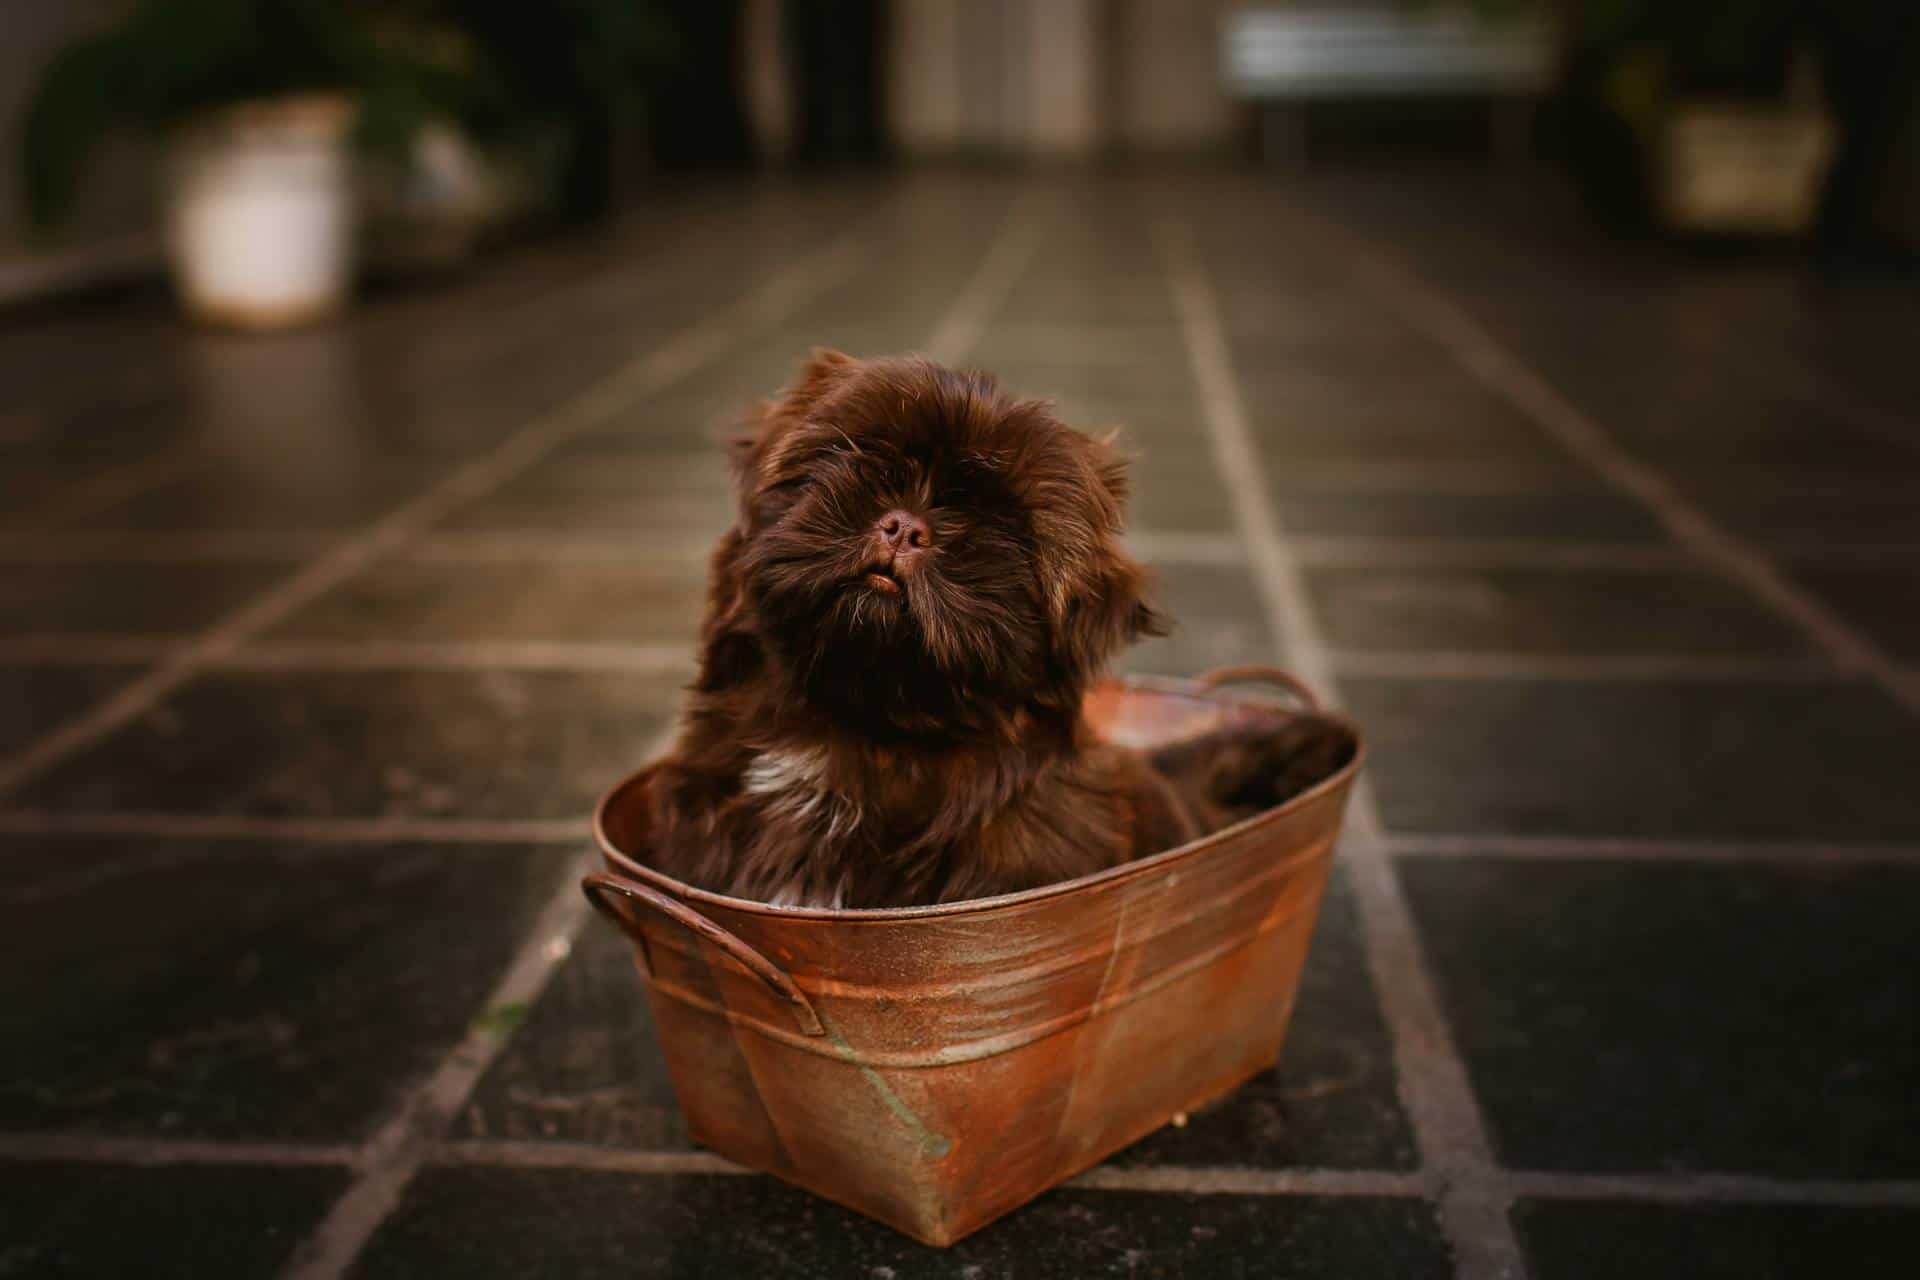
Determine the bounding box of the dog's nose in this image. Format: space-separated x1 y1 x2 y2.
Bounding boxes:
876 509 932 557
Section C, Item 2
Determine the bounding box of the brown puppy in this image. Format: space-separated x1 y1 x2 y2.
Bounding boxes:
646 350 1254 908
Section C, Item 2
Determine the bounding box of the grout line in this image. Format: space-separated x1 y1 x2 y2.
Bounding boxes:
433 1141 745 1177
0 526 1796 573
1769 540 1920 565
17 451 205 529
1284 537 1694 572
13 1129 1915 1211
7 806 1911 865
280 846 603 1280
964 322 1186 362
1508 1170 1920 1209
1386 833 1920 865
1127 530 1248 566
0 528 1727 574
0 636 1857 685
0 1133 358 1168
0 810 589 844
0 213 873 803
0 528 1765 573
407 531 719 565
1156 213 1530 1280
0 635 697 673
278 184 1047 1280
1285 205 1920 719
0 637 698 675
1068 1165 1429 1197
921 189 1050 366
1255 461 1601 496
1712 336 1920 465
1329 651 1844 684
0 636 179 665
214 641 695 675
0 530 336 564
1675 469 1920 501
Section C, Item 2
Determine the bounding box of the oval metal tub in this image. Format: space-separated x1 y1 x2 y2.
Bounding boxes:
583 667 1364 1246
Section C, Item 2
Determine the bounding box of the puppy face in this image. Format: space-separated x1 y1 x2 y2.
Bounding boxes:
725 350 1163 730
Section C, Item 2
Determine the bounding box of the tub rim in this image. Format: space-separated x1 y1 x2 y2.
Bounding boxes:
592 670 1364 925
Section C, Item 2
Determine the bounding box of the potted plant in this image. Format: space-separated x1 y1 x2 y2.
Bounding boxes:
1561 0 1839 235
20 0 491 328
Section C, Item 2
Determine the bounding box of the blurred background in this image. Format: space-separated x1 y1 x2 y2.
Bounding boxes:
5 0 1918 305
3 4 1918 1278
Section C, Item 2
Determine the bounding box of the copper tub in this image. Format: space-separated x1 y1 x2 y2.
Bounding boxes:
582 667 1363 1246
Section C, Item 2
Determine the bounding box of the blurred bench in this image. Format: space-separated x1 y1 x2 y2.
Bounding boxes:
1221 5 1556 162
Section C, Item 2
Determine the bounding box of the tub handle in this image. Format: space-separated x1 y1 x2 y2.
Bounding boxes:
1198 664 1322 713
581 870 826 1037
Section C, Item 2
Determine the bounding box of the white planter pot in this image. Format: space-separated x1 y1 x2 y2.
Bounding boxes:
1657 99 1837 236
164 95 355 329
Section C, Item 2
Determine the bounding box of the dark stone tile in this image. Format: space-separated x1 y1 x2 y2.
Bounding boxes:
0 472 55 523
1224 307 1439 363
557 403 744 456
265 557 707 646
664 352 838 416
1237 364 1497 414
1123 562 1280 678
19 669 675 820
0 1161 348 1277
0 665 139 756
1267 457 1604 498
1306 567 1810 656
1254 423 1574 468
1682 490 1920 551
1246 380 1573 468
1789 566 1920 661
5 400 202 466
1346 678 1920 841
0 460 127 530
1129 450 1239 535
356 1167 1451 1280
1402 858 1920 1177
1001 277 1178 326
968 325 1181 374
1599 392 1917 471
1275 492 1667 543
981 360 1199 411
0 561 286 637
1118 869 1419 1171
459 924 685 1148
1513 1200 1920 1280
1108 410 1214 455
79 459 444 532
0 834 578 1140
782 325 954 365
1656 460 1920 503
434 454 733 537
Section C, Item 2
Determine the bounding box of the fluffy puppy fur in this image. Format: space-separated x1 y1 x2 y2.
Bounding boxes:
646 350 1306 908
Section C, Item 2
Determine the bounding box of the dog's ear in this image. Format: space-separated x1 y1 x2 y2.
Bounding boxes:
1052 549 1168 689
727 348 860 489
1034 429 1168 702
692 525 762 691
1091 427 1134 507
787 347 859 406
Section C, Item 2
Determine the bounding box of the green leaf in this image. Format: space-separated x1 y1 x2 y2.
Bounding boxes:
470 1001 531 1037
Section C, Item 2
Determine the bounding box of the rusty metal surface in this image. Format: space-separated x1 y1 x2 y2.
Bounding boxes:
582 667 1364 1246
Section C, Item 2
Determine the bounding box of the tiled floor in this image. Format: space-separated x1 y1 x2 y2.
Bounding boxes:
2 170 1917 1279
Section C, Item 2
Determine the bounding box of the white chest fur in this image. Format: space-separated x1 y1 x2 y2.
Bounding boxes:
742 746 855 908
